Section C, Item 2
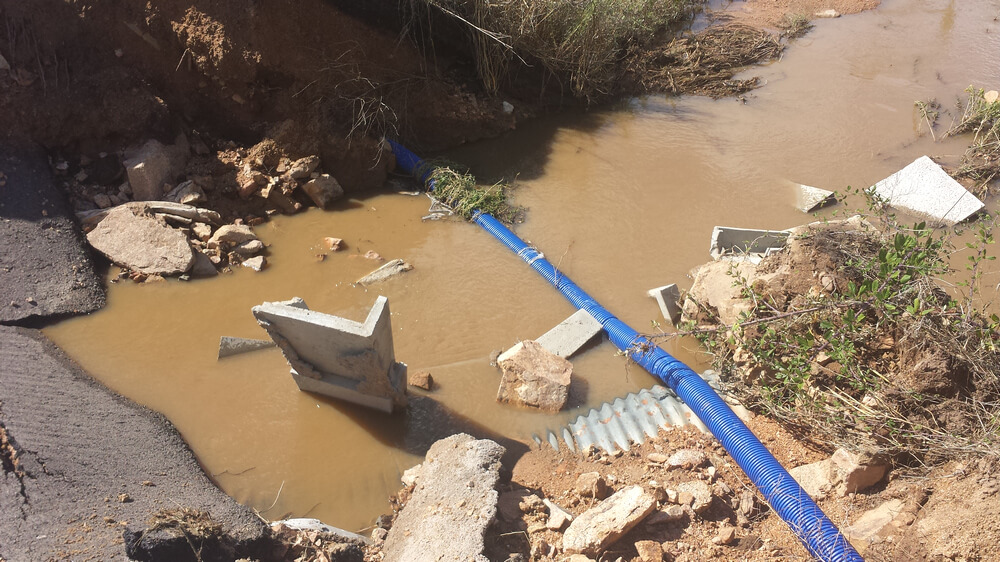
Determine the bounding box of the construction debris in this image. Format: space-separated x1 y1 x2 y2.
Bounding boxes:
871 155 984 224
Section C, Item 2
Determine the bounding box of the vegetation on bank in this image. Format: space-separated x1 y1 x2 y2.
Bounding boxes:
663 199 999 467
948 87 1000 192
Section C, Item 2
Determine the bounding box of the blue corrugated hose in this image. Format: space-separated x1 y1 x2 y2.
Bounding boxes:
386 138 863 561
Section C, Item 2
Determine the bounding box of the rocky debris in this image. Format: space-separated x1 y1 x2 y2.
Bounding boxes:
123 138 188 201
496 340 572 412
77 201 221 228
86 204 195 275
382 434 505 562
713 524 738 545
270 518 367 562
497 309 603 362
232 239 265 258
190 252 219 277
647 452 669 464
286 156 320 179
302 174 345 208
217 336 276 359
666 449 709 469
841 497 923 552
208 224 258 249
363 250 383 260
789 448 888 499
635 539 663 562
192 222 213 241
164 180 207 205
646 505 685 526
356 259 413 285
407 370 434 390
242 255 266 271
676 480 712 514
324 237 344 251
562 485 656 556
543 499 574 531
575 472 610 499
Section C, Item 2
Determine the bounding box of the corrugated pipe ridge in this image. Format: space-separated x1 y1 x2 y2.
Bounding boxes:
386 139 863 561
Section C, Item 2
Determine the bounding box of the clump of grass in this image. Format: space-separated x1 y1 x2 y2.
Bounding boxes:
915 99 941 140
418 161 519 223
146 508 223 538
780 13 813 38
947 86 1000 193
417 0 700 99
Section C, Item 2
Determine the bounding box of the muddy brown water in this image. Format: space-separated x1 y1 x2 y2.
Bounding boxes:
45 0 1000 531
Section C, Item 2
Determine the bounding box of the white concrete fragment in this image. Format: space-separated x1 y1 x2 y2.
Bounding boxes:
647 284 682 326
871 155 984 224
357 259 413 285
218 336 275 359
273 518 371 545
497 309 603 363
252 296 407 412
710 226 790 263
795 184 836 213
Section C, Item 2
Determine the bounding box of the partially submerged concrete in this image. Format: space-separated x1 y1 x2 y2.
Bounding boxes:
497 309 603 363
647 284 682 327
252 296 407 413
871 155 984 224
356 258 413 286
709 225 789 263
383 434 505 562
795 183 836 213
217 336 276 359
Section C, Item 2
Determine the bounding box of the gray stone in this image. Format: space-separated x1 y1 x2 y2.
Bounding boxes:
356 259 413 286
286 156 320 179
496 340 572 412
86 204 195 275
666 449 708 470
232 239 265 258
676 481 712 514
383 434 505 562
562 485 656 556
208 224 258 249
302 174 344 209
252 296 407 413
123 139 186 201
543 499 573 531
93 193 112 209
218 336 275 359
795 184 836 213
498 309 603 363
241 256 266 272
645 505 685 526
871 155 984 224
647 284 682 327
165 180 206 205
710 226 790 263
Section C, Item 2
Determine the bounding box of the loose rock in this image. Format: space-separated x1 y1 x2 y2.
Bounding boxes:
357 259 413 285
543 499 573 531
676 481 712 514
86 204 195 275
242 256 266 272
408 370 433 391
713 524 737 545
496 340 572 412
324 237 344 251
302 174 344 209
123 139 187 201
562 485 656 556
286 156 320 179
208 224 258 249
634 540 663 562
666 449 708 470
575 472 610 499
232 239 264 258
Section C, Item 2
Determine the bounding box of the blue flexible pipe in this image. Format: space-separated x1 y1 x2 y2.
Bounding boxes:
387 139 863 561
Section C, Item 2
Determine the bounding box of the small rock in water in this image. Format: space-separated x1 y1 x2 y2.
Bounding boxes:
323 237 343 251
407 370 433 390
363 250 383 261
242 256 266 272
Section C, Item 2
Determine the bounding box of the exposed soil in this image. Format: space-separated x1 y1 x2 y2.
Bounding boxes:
709 0 882 30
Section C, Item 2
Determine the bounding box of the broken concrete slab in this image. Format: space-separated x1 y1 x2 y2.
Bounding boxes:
217 336 275 359
383 434 505 562
497 309 603 363
272 518 371 546
356 259 413 286
252 296 407 413
562 485 656 556
85 204 195 275
871 155 984 224
647 284 682 327
497 340 572 412
710 226 790 263
795 184 836 213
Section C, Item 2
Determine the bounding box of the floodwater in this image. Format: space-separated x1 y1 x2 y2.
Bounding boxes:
45 0 1000 531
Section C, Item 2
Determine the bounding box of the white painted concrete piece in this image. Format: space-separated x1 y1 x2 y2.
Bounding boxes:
252 296 407 413
498 309 603 363
647 284 682 327
871 155 984 224
795 184 836 213
710 226 790 263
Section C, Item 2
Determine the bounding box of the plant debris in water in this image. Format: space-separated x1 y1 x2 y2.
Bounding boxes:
947 86 1000 193
417 160 519 223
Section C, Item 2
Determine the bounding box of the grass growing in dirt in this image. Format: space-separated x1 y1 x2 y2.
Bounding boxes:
947 87 1000 192
667 198 1000 467
780 13 813 39
416 0 701 98
417 160 519 223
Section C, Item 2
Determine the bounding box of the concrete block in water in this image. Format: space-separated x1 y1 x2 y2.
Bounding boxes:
646 284 682 327
497 309 603 363
217 336 275 359
795 184 836 213
252 296 407 413
709 226 790 263
871 155 983 224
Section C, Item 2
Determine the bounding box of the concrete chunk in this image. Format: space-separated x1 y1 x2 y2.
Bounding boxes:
647 284 682 326
497 340 572 412
710 226 790 262
795 184 836 213
562 485 656 556
383 434 505 562
252 296 407 412
217 336 275 359
357 259 413 286
871 155 984 224
85 204 195 275
498 309 603 363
